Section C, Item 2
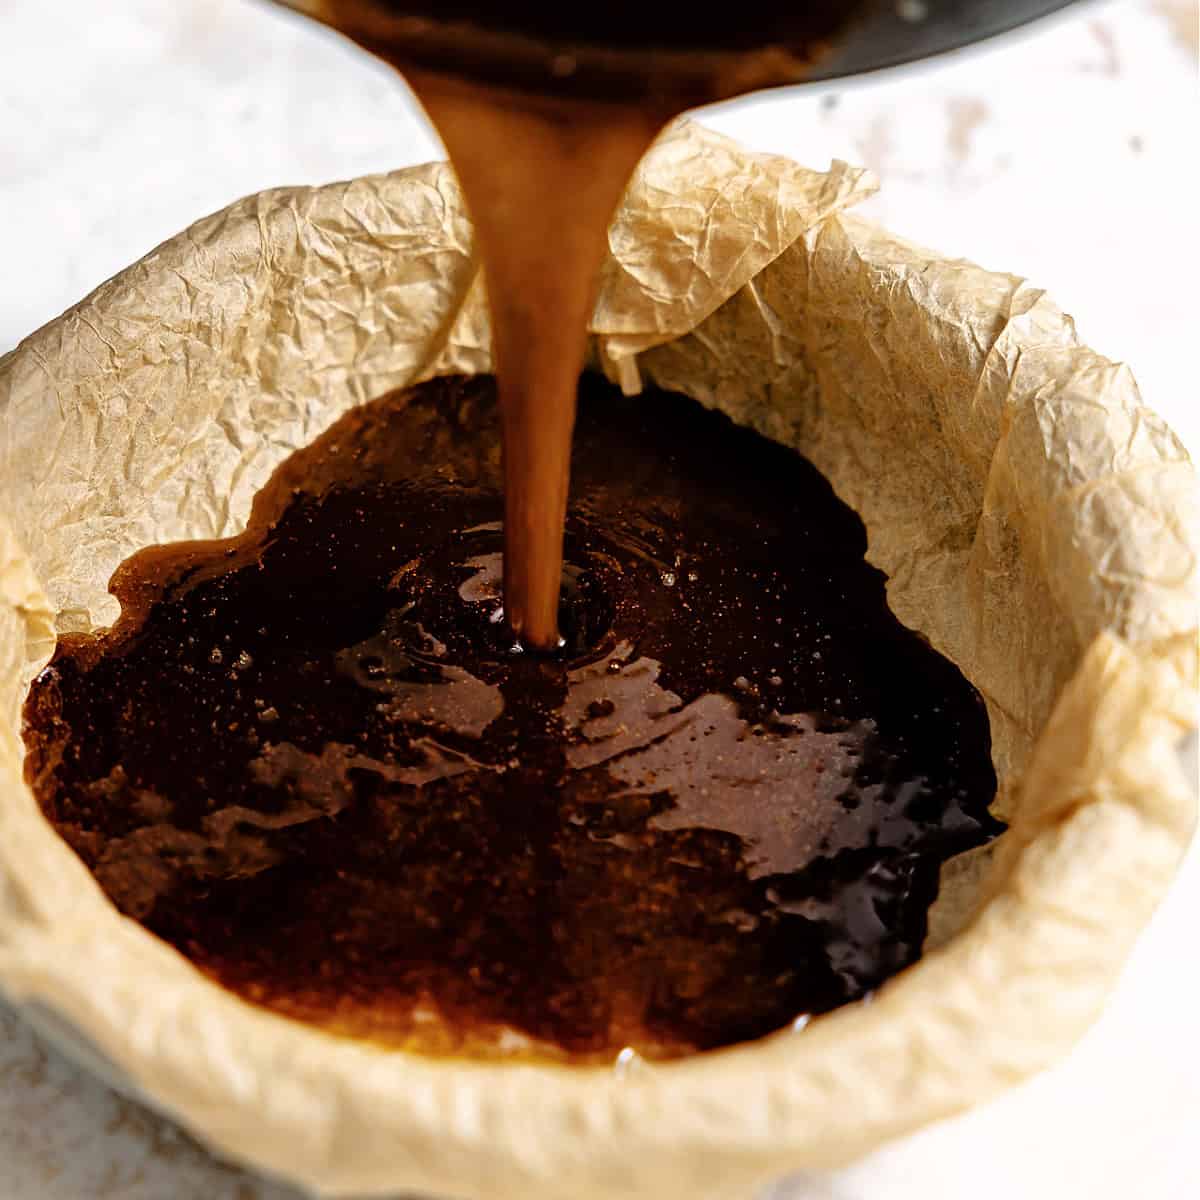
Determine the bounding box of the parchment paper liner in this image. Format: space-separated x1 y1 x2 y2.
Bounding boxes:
0 122 1194 1199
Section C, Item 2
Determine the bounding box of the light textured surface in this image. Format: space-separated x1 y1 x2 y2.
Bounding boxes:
0 0 1196 1197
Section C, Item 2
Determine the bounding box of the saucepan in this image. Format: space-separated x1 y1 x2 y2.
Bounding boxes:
271 0 1081 102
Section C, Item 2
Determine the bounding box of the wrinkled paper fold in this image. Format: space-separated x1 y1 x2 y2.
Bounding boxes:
0 122 1195 1200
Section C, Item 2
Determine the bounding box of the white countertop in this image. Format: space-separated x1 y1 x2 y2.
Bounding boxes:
1 1 1196 1197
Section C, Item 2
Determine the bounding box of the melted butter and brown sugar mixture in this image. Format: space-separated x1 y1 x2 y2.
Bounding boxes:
23 376 999 1061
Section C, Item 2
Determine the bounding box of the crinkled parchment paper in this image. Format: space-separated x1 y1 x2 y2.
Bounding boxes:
0 121 1195 1200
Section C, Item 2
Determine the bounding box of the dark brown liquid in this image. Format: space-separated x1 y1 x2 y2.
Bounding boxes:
312 0 869 649
23 375 999 1061
408 73 664 650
